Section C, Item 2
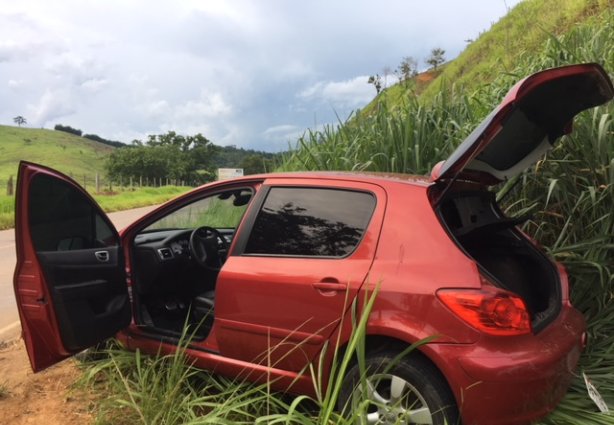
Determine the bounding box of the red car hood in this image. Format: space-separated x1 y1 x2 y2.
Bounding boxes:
431 63 614 185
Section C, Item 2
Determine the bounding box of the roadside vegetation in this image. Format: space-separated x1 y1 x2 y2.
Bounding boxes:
81 287 433 425
0 119 281 232
0 186 190 230
0 125 192 230
76 2 614 424
92 186 191 213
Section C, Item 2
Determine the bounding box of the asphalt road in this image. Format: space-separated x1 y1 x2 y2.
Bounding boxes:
0 204 160 341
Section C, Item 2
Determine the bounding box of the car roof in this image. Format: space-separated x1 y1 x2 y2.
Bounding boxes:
215 170 432 187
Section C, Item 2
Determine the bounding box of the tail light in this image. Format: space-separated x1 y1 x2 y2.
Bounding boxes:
437 286 531 336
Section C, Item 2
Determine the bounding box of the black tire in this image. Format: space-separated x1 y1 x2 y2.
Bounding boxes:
338 351 460 425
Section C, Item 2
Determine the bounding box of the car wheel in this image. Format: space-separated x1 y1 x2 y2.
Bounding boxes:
338 351 459 425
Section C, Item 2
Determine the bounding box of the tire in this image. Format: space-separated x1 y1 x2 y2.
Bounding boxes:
338 351 460 425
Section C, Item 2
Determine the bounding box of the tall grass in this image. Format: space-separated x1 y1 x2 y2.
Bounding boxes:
280 92 475 175
282 13 614 424
0 195 13 229
81 286 432 425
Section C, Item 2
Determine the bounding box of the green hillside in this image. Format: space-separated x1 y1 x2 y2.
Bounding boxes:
0 125 113 181
421 0 613 100
362 0 613 113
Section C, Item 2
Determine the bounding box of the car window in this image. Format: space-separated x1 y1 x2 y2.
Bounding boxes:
244 187 376 257
28 174 117 251
143 188 253 231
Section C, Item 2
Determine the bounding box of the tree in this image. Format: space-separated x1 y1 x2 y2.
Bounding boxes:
146 131 211 153
367 74 382 94
106 131 217 185
54 124 82 136
83 133 126 148
13 116 26 127
426 48 446 70
240 154 268 175
397 56 418 85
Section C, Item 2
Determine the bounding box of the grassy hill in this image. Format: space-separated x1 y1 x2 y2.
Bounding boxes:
361 0 613 113
359 67 446 116
0 125 113 182
421 0 613 100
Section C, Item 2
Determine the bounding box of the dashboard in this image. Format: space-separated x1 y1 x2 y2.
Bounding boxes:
134 228 234 262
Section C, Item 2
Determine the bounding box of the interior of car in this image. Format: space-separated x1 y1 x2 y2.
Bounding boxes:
437 189 560 332
130 188 254 340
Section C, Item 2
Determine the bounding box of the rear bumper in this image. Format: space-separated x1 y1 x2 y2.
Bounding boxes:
429 305 585 425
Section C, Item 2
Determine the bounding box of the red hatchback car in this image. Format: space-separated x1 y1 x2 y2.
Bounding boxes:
13 63 613 425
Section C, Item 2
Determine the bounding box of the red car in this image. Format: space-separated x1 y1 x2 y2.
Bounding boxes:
13 63 613 425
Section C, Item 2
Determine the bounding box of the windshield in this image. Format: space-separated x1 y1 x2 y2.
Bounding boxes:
142 188 253 232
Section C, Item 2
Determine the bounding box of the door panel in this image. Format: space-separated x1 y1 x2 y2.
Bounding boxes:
215 179 386 372
14 162 130 371
37 247 129 351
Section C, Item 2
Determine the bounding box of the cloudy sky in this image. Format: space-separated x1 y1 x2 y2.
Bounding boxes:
0 0 521 152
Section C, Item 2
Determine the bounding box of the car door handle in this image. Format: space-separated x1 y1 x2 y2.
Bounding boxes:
95 251 109 262
312 281 347 292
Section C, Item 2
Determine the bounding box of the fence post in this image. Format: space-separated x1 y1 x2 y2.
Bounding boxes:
7 175 13 196
140 176 143 187
95 173 100 193
130 177 133 188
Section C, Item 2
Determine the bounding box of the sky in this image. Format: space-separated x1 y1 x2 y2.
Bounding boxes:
0 0 522 152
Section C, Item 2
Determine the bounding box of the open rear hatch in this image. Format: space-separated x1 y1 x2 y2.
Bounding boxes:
431 63 614 332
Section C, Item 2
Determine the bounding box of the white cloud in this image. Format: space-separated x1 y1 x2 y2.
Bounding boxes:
262 124 303 144
142 100 171 119
130 92 234 142
299 75 374 108
174 92 233 121
8 79 24 89
26 89 77 126
80 78 108 92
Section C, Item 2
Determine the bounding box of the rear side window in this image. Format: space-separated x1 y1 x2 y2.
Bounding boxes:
244 187 376 257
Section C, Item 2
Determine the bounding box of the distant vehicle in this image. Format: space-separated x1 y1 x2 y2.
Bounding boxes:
14 63 613 425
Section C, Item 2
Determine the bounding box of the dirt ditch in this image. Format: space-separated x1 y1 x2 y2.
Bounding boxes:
0 339 94 424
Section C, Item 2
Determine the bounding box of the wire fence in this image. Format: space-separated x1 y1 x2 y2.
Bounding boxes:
1 174 190 196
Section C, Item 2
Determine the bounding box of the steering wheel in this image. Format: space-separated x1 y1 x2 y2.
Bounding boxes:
189 226 229 271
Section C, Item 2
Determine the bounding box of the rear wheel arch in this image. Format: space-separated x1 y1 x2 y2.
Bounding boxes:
335 337 460 424
335 334 456 396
